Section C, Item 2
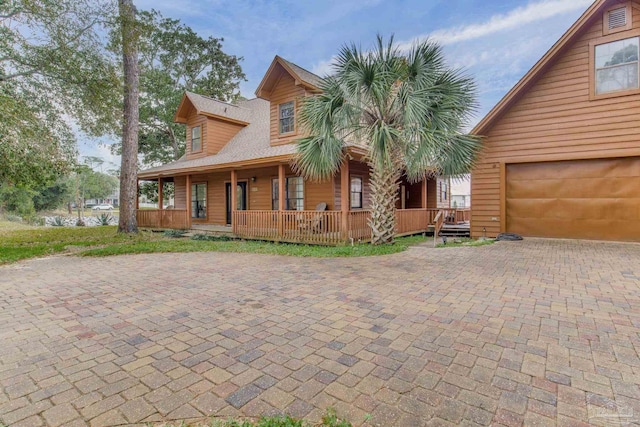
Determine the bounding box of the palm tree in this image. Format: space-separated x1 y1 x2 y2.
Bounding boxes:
294 36 480 245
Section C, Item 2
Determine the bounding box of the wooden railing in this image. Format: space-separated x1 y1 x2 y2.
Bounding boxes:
233 210 343 245
348 210 372 241
137 209 188 229
427 208 470 224
433 210 445 246
396 209 430 235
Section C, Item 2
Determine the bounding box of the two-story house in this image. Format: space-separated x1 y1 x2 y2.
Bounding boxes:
137 56 455 244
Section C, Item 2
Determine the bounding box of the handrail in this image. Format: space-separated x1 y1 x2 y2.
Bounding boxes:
433 211 444 247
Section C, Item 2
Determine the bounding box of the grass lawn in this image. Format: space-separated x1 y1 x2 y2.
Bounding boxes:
436 237 495 248
0 221 431 265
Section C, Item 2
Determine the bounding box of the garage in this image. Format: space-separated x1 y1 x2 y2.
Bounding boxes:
506 157 640 241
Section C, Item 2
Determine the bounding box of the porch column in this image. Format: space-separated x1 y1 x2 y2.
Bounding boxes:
278 164 286 237
421 178 427 209
135 180 139 210
158 178 163 210
231 169 238 233
340 159 350 240
186 174 192 229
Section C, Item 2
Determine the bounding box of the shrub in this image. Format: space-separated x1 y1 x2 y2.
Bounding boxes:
97 213 114 226
190 233 233 241
5 214 23 222
163 229 187 238
51 216 65 227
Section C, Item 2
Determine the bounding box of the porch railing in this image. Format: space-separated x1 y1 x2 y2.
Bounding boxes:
349 210 372 241
233 210 343 245
137 209 188 229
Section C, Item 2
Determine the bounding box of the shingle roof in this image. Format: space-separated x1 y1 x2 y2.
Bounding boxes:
183 91 254 123
279 57 325 89
139 97 296 178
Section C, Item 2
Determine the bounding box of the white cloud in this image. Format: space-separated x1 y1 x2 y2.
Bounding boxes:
409 0 592 47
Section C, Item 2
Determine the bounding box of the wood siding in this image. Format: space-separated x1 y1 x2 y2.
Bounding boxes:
174 176 186 209
471 6 640 238
335 161 371 211
268 72 308 146
184 108 244 160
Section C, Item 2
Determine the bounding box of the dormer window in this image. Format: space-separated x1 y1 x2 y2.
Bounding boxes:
279 101 294 134
191 126 201 152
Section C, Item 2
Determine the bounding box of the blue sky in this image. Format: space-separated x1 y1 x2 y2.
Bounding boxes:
82 0 593 169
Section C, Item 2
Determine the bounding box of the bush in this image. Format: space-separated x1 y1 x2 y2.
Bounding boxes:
163 229 187 238
0 185 35 218
51 216 65 227
190 233 233 241
97 213 114 226
5 214 23 222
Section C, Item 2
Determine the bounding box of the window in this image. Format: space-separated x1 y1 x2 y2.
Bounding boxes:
191 126 202 152
595 37 639 95
191 183 206 218
350 176 363 209
272 177 304 210
440 181 448 201
279 101 294 134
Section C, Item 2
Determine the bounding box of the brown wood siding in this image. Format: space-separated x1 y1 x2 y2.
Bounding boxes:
205 118 243 156
185 111 208 159
471 7 640 238
184 109 243 160
436 177 451 209
173 176 186 209
269 72 308 146
427 178 437 209
335 161 371 211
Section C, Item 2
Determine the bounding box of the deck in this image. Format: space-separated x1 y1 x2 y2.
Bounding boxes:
137 208 470 245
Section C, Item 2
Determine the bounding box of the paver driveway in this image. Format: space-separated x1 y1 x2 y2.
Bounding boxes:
1 239 640 427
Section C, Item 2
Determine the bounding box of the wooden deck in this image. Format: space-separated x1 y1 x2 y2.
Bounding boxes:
137 208 470 245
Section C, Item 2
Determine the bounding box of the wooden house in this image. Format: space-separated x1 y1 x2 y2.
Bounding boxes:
137 56 461 244
471 0 640 241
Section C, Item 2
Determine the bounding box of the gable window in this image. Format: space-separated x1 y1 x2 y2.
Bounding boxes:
191 126 202 152
595 37 639 95
191 183 206 218
279 101 294 134
272 176 304 210
350 176 363 209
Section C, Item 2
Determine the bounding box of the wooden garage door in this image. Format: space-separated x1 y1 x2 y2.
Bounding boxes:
506 157 640 241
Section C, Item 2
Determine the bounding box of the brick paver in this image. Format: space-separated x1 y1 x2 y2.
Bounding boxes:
1 239 640 426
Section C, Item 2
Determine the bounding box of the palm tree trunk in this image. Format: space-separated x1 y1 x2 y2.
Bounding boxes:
368 162 400 245
118 0 139 233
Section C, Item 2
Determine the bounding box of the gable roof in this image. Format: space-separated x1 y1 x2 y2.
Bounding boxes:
174 92 252 125
255 55 323 98
472 0 610 136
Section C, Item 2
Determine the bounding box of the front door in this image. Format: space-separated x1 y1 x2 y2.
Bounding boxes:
226 182 247 225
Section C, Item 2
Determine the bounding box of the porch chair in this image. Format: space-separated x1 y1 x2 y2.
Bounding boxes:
297 203 327 233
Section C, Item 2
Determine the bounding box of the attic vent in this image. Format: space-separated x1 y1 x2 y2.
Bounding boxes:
609 7 627 30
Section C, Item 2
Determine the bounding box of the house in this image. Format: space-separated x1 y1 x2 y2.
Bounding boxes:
451 178 471 209
137 56 461 244
471 0 640 242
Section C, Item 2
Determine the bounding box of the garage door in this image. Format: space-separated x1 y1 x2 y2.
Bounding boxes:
506 157 640 241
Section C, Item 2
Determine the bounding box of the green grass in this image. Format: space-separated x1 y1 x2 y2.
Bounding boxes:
0 224 156 265
82 234 429 258
153 408 354 426
0 222 430 265
436 237 495 248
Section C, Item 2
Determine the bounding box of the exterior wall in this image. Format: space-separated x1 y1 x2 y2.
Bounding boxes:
335 160 372 211
437 177 451 209
174 176 186 209
471 6 640 238
184 108 244 160
269 72 309 146
183 166 335 225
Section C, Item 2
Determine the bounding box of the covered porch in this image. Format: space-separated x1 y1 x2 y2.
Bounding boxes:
137 159 469 245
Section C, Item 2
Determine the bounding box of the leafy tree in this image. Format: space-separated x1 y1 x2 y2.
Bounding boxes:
33 181 70 211
108 9 246 166
118 0 139 233
0 0 121 188
295 37 480 244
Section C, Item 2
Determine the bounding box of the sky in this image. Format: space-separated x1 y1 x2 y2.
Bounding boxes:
80 0 594 183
